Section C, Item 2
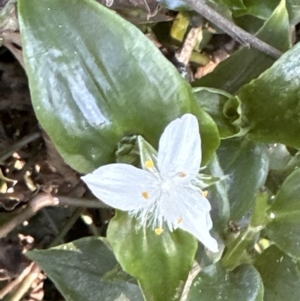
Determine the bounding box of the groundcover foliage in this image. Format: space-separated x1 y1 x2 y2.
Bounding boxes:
16 0 300 299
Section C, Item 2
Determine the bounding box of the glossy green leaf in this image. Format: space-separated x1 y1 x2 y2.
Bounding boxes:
217 139 269 221
193 0 290 94
213 0 246 10
205 154 230 233
238 41 300 148
233 14 265 34
236 0 279 19
187 263 264 301
107 211 197 301
255 245 300 301
193 87 242 138
239 0 300 24
26 237 143 301
266 168 300 259
18 0 217 173
268 143 291 170
191 102 220 165
266 149 300 194
287 0 300 24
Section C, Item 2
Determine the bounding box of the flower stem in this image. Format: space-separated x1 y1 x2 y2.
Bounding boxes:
222 188 271 270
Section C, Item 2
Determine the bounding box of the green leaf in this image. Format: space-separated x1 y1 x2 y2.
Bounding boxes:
241 0 300 25
205 154 230 233
218 139 269 221
187 263 264 301
287 0 300 24
237 0 279 19
266 150 300 194
213 0 246 10
193 87 241 138
192 0 290 94
266 168 300 259
26 237 143 301
18 0 203 173
107 211 197 301
191 100 220 165
254 245 300 301
268 143 291 170
238 41 300 147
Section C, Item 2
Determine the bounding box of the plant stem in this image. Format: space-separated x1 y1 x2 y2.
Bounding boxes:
57 195 110 208
222 225 262 270
222 189 270 270
184 0 282 59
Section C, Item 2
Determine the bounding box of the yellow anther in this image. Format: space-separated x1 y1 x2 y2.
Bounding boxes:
177 217 183 224
155 228 164 235
142 191 149 199
145 160 154 169
178 172 186 177
202 190 208 197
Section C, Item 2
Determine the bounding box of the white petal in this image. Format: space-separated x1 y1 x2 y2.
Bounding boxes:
179 211 218 253
161 186 218 252
81 164 157 211
157 114 201 180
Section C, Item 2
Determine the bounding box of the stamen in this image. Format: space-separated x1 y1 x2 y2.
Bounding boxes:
178 172 186 177
155 228 164 235
177 217 183 224
142 191 149 199
202 190 208 197
145 160 154 169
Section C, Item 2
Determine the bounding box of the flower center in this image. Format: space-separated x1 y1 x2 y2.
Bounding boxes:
161 180 171 192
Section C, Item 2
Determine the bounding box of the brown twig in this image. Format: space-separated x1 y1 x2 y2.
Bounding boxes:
0 263 33 299
184 0 282 59
0 193 110 239
0 262 40 300
8 262 42 301
0 193 58 239
180 262 201 301
176 27 202 66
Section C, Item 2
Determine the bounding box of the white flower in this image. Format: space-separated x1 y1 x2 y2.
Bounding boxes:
82 114 218 252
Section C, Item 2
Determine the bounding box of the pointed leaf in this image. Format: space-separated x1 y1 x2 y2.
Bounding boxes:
107 211 197 301
213 0 246 10
187 263 264 301
217 139 269 221
18 0 198 173
266 168 300 259
26 237 143 301
240 0 300 25
238 41 300 147
205 154 230 233
255 245 300 301
193 87 240 138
